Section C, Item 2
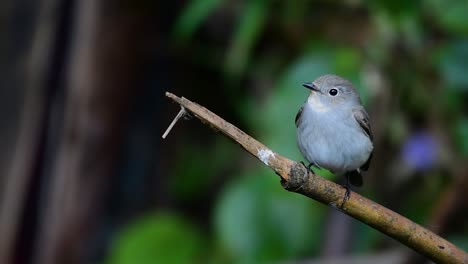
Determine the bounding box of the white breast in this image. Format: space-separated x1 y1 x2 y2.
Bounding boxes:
307 95 330 113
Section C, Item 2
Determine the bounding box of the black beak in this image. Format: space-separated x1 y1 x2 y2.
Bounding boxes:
303 82 318 91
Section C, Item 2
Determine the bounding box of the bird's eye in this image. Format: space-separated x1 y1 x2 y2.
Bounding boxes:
329 89 338 96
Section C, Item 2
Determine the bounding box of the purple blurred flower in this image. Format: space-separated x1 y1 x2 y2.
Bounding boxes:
402 131 439 171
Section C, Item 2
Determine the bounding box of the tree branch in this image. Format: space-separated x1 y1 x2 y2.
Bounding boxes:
164 92 468 264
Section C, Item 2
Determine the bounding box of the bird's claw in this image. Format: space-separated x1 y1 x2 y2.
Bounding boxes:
341 186 350 207
339 172 354 208
301 161 318 174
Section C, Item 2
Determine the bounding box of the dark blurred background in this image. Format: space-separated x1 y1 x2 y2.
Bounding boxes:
0 0 467 263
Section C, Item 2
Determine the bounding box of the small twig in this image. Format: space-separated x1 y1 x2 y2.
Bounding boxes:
164 92 468 264
162 106 188 139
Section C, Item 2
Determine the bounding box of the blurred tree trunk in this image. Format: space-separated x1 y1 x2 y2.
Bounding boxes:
34 0 148 263
0 0 150 263
0 0 66 263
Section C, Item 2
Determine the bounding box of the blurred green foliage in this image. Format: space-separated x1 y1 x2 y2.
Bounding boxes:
173 0 222 42
107 213 206 264
170 137 236 199
214 169 323 262
436 39 468 89
224 0 268 79
425 0 468 34
455 118 468 157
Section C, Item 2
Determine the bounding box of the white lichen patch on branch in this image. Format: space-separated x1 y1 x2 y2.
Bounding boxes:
257 148 275 166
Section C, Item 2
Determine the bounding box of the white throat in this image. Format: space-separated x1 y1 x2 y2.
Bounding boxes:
307 94 330 113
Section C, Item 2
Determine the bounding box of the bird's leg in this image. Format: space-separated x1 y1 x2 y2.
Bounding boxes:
302 162 319 173
340 174 351 208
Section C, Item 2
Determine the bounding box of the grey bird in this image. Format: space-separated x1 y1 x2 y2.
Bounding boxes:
295 74 373 202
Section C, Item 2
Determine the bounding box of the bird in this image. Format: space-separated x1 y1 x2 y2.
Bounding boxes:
295 74 373 204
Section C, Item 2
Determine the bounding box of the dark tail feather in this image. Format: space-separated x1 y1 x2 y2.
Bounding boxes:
346 170 363 187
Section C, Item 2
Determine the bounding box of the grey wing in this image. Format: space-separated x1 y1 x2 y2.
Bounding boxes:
353 108 373 141
295 106 303 127
353 108 373 171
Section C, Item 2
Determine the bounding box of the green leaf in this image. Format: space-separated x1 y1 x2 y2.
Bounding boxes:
173 0 223 42
435 39 468 89
400 171 443 223
371 0 421 19
281 0 309 26
441 86 464 114
454 118 468 157
107 212 205 264
352 220 381 253
171 137 235 199
224 0 268 79
424 0 468 34
214 169 324 262
333 48 361 76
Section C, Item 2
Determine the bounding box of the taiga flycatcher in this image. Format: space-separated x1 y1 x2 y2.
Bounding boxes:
295 74 373 203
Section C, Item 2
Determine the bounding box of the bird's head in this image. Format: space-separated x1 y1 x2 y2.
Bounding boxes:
303 74 361 111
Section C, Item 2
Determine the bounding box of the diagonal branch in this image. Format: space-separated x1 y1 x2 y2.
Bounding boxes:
164 92 467 264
